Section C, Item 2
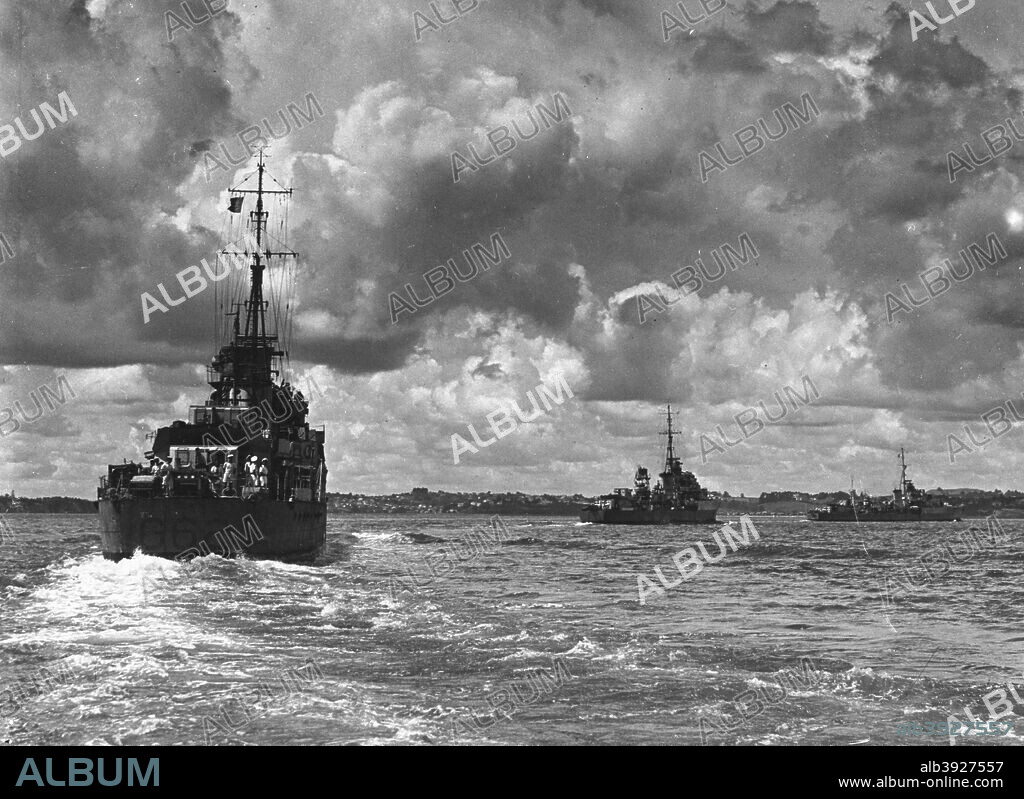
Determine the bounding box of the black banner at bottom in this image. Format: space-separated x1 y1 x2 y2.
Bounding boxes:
0 745 1020 792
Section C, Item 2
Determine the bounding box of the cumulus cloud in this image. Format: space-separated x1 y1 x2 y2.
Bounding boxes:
4 0 1024 497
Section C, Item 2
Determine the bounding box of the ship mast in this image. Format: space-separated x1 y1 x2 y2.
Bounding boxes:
658 404 681 505
897 447 908 508
660 404 678 473
248 151 267 342
236 149 294 345
212 149 298 406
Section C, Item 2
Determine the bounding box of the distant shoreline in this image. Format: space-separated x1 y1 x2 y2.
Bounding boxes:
5 508 1022 520
4 490 1023 519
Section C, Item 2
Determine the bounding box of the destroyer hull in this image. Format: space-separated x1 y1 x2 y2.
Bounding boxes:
805 508 961 522
97 497 326 561
579 506 718 525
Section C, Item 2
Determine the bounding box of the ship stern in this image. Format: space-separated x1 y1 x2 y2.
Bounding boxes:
98 496 325 562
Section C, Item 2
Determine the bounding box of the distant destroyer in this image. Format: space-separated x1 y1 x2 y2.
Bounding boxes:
806 449 961 522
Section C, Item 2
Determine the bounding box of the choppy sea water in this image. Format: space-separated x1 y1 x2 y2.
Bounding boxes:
0 513 1021 746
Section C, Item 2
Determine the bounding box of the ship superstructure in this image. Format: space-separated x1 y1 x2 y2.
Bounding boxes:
97 152 327 560
579 405 719 524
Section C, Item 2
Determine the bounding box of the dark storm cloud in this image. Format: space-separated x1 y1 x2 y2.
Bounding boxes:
870 3 990 88
471 359 506 379
299 331 421 374
381 125 577 278
966 286 1024 330
4 0 1024 412
874 311 1019 391
743 0 833 55
574 320 693 402
827 221 928 289
7 0 840 383
0 0 243 366
14 0 1024 501
288 76 583 358
947 199 1024 260
574 0 637 18
562 0 644 26
691 31 767 74
706 7 1016 393
841 156 962 222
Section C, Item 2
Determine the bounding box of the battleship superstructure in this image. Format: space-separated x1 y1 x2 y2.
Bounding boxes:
806 449 960 522
96 152 327 561
579 405 719 524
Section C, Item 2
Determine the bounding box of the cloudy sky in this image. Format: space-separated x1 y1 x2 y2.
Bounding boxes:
3 0 1024 499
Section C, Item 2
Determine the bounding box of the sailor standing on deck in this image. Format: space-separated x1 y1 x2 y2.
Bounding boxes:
221 455 237 496
258 458 269 491
245 455 258 487
162 459 176 497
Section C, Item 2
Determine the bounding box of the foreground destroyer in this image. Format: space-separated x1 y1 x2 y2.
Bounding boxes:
579 405 719 524
806 449 960 522
97 153 327 560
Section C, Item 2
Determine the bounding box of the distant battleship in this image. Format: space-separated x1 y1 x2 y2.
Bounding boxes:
96 151 328 561
579 405 719 524
806 449 961 522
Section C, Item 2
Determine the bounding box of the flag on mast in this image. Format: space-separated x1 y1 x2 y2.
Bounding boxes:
228 196 243 213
